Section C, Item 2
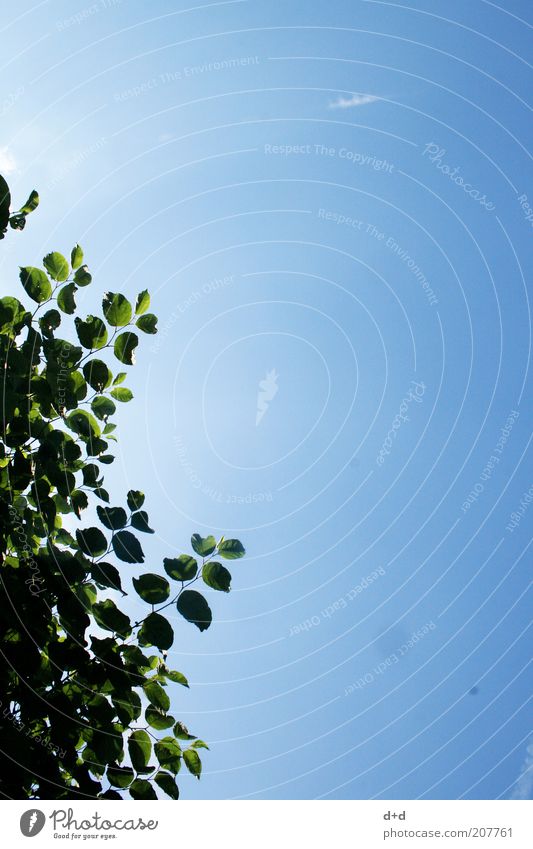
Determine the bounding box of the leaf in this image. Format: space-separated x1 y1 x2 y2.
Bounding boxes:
163 555 197 582
19 266 52 303
127 490 144 511
83 359 112 392
112 530 144 563
71 244 83 269
176 590 212 632
56 282 77 314
91 395 116 421
135 290 150 315
76 527 108 557
75 315 107 349
102 291 132 326
93 599 131 637
110 386 133 402
183 749 202 779
191 534 216 557
131 510 154 533
71 489 89 517
191 740 209 750
113 371 127 385
139 612 174 651
91 561 123 594
43 251 69 282
39 308 61 336
128 730 151 772
154 738 182 774
114 331 138 365
97 505 127 530
20 189 39 214
66 409 101 439
135 313 158 334
144 681 170 711
107 765 134 788
129 778 157 800
74 265 92 286
173 721 196 741
218 539 246 559
145 706 174 731
0 175 10 233
133 573 170 605
154 771 179 799
165 670 189 687
202 561 231 592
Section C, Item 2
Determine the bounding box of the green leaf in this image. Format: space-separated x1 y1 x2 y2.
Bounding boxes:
154 771 179 799
135 313 158 334
39 308 61 336
71 489 89 517
139 612 174 651
107 765 134 788
191 740 209 750
128 730 151 772
19 266 52 303
0 175 10 233
71 244 83 269
202 561 231 592
129 778 157 800
91 561 123 594
113 371 127 385
176 590 212 632
133 573 170 605
74 265 92 286
91 395 116 421
75 315 107 349
43 251 69 282
165 670 189 687
97 505 127 530
114 331 138 365
183 748 202 779
174 721 196 741
144 681 170 712
154 738 182 774
145 706 174 731
218 538 246 559
110 386 133 402
76 527 108 557
93 599 131 637
103 291 132 326
191 534 216 557
56 282 77 314
163 555 198 582
112 530 144 563
127 490 144 511
131 510 154 533
20 189 39 214
135 290 150 315
66 409 101 439
83 359 112 392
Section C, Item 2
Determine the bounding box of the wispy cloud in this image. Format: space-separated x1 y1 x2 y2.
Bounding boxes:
0 147 17 175
509 737 533 799
328 93 380 110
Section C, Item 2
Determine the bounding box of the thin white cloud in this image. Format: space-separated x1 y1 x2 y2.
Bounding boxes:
0 147 17 175
328 93 380 110
509 738 533 799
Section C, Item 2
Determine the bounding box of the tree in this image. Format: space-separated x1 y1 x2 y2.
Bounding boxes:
0 175 245 800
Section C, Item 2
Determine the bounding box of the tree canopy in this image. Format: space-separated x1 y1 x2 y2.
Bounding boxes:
0 175 245 800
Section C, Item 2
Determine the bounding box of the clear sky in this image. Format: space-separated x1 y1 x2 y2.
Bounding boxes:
1 0 532 800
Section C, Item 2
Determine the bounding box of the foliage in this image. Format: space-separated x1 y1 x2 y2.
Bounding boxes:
0 176 245 800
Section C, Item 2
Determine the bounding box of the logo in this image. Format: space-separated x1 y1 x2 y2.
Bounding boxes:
256 369 279 426
20 809 46 837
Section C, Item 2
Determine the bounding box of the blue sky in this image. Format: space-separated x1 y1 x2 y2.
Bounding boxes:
1 0 532 800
